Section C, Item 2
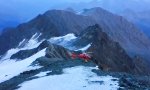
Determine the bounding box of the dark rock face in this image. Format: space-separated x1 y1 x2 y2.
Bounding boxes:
43 10 96 35
76 25 150 75
45 43 71 60
119 75 150 90
133 56 150 75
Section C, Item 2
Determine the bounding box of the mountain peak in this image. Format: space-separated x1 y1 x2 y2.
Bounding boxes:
82 7 150 60
44 9 76 17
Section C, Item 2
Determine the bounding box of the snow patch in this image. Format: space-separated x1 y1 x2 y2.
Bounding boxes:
18 39 26 47
49 34 92 51
49 33 77 48
0 48 46 83
0 48 21 61
18 66 119 90
76 11 82 15
50 33 77 42
76 43 92 51
24 33 42 49
34 71 52 77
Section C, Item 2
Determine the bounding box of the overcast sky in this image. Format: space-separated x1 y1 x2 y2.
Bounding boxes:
0 0 149 30
0 0 98 30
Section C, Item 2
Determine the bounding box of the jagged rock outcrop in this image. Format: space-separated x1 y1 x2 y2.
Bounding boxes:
76 24 150 75
83 7 150 60
45 42 70 59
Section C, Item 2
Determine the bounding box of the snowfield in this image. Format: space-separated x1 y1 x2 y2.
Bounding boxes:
0 33 46 83
49 33 92 51
0 48 46 83
49 33 77 48
1 33 43 61
0 33 120 90
18 66 119 90
49 33 77 42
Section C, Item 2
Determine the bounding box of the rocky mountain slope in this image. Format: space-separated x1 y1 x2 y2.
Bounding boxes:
0 10 96 55
0 25 150 90
72 24 150 75
1 7 150 62
120 9 150 37
82 7 150 60
0 7 150 90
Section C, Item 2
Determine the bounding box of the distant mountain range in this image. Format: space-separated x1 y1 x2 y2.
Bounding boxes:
0 7 150 89
120 9 150 37
1 7 150 60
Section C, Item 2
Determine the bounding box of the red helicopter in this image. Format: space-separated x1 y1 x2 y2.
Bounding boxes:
70 52 91 62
